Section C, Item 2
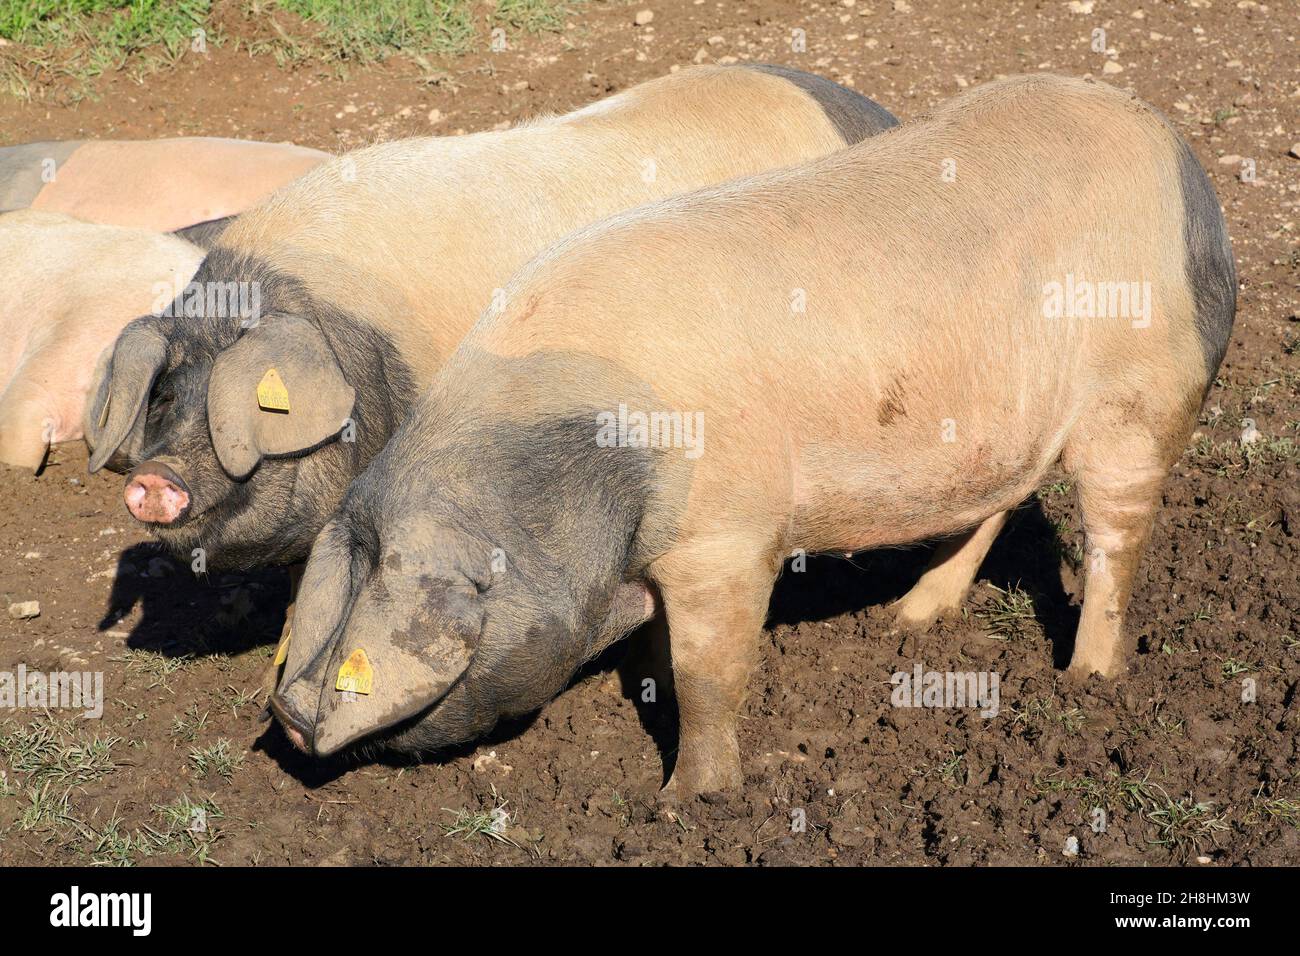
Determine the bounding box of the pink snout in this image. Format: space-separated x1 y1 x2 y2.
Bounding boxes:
124 461 191 525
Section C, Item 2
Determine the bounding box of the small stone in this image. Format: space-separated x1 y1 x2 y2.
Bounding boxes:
8 601 40 620
427 108 443 125
1068 0 1094 12
1063 835 1080 857
472 750 514 775
634 9 654 26
1102 61 1124 74
707 34 725 46
893 0 912 10
1218 154 1244 165
1288 143 1300 159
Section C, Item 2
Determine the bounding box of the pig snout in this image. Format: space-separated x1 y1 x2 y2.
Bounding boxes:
124 460 192 525
269 689 315 754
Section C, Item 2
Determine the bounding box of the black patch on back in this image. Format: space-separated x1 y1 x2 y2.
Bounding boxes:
744 64 898 144
0 141 82 212
1176 140 1237 376
173 215 235 249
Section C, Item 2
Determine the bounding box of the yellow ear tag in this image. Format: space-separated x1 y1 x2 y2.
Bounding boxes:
97 393 111 429
256 368 291 413
335 648 373 695
273 629 291 667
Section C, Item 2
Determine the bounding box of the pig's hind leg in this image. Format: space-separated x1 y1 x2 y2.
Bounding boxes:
1061 394 1198 678
654 539 781 795
891 511 1010 630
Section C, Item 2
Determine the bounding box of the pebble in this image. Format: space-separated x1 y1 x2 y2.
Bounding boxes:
1102 61 1124 74
1218 154 1244 165
8 601 40 620
1063 835 1080 857
427 108 443 125
1288 143 1300 159
634 9 654 26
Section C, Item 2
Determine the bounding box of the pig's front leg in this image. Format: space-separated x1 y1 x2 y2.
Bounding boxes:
655 543 779 795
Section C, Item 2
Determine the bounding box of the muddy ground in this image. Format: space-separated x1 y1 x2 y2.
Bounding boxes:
1 0 1297 866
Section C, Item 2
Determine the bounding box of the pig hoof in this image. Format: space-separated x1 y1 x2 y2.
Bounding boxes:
889 600 950 633
664 761 743 798
1065 659 1124 681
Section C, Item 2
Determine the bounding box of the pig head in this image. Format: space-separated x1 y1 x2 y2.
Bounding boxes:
84 252 412 569
271 356 669 757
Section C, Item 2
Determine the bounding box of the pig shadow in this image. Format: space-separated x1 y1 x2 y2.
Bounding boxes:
98 543 291 658
253 702 552 788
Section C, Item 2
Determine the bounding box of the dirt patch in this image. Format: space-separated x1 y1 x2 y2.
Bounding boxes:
2 0 1298 866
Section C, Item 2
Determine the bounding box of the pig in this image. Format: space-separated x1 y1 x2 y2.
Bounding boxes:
271 74 1235 795
0 211 205 471
85 64 898 574
0 137 327 233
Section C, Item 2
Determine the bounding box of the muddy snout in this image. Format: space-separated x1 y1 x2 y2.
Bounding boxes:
124 459 192 525
269 691 314 754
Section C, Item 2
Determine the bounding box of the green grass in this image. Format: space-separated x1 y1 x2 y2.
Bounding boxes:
266 0 475 60
188 738 243 779
1009 696 1087 737
0 717 121 785
1 0 578 96
1034 769 1163 814
1145 798 1229 859
0 0 207 51
441 786 518 846
262 0 578 61
0 0 209 95
976 583 1037 641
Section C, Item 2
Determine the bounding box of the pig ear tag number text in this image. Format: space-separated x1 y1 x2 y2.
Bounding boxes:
257 368 291 413
336 648 373 695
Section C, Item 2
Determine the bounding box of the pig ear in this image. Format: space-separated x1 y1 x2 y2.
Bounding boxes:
275 527 354 691
85 323 169 474
310 573 484 756
206 315 355 480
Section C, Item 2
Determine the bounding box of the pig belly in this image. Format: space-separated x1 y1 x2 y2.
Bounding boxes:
791 418 1066 554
